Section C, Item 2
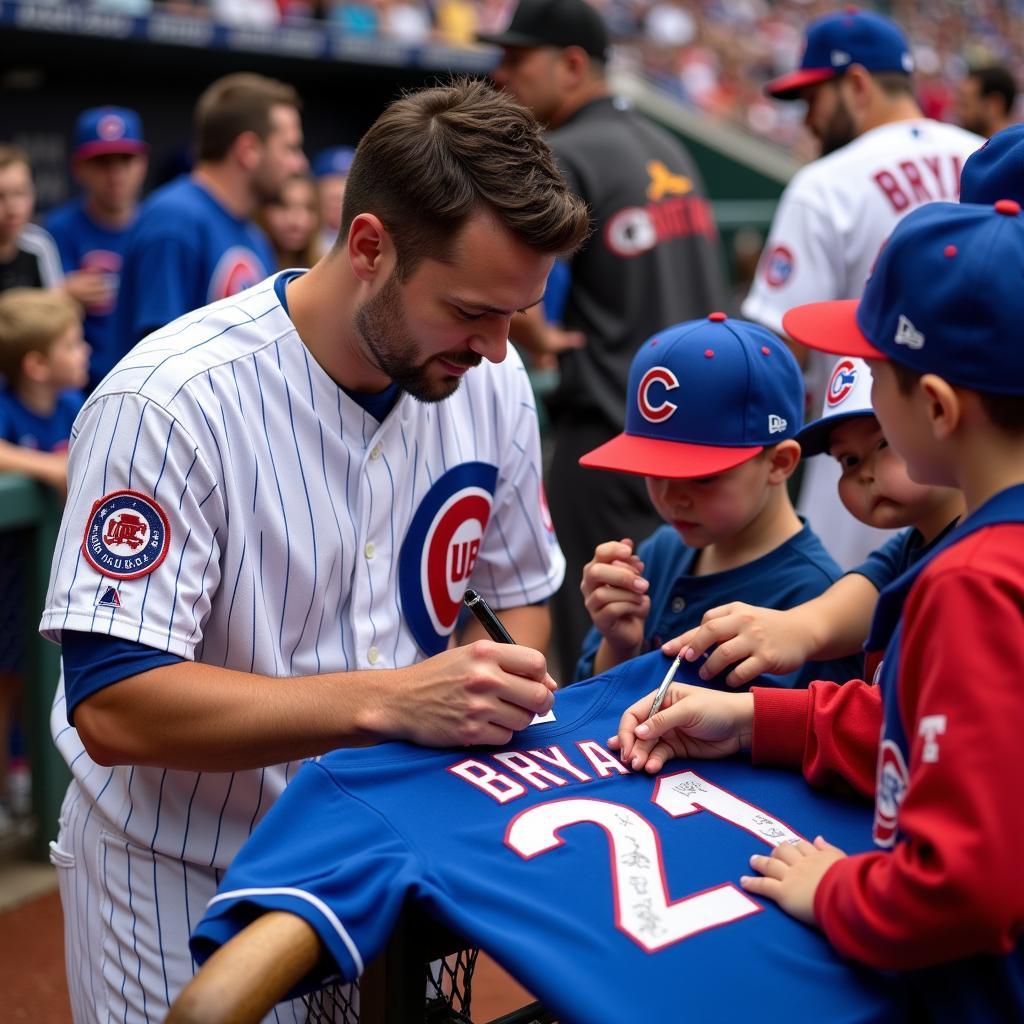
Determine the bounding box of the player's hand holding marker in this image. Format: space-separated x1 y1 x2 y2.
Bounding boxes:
384 640 556 749
663 601 816 689
581 538 651 668
609 682 754 773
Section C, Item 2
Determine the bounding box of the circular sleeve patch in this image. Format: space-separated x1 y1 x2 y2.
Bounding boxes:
81 489 171 581
763 244 795 288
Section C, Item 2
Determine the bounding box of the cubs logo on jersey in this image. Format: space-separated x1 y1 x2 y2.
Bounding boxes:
208 247 267 302
763 245 795 288
637 366 679 423
827 358 859 407
399 462 498 655
82 489 170 581
873 738 909 848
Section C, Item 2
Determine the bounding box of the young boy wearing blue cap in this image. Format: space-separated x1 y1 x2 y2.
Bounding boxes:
575 313 861 689
615 199 1024 1020
666 356 964 688
46 106 148 391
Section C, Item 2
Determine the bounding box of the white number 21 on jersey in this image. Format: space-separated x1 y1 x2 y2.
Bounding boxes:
505 770 804 953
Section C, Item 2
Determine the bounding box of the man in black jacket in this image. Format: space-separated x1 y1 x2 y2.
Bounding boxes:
482 0 728 681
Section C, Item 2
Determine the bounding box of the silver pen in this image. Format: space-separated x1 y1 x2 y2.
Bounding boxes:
646 654 682 720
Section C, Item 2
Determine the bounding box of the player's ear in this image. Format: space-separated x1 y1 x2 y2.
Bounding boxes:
558 45 592 89
20 349 48 384
765 439 801 482
232 130 264 173
346 213 392 283
843 65 875 112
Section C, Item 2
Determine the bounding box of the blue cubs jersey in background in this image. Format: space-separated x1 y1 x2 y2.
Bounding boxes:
193 651 903 1024
114 176 273 356
46 198 134 390
0 389 83 451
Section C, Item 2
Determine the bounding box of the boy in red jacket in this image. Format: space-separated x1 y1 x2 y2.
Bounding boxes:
613 199 1024 1021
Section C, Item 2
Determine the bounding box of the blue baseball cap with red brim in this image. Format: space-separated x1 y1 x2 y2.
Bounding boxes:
765 8 914 100
580 314 804 479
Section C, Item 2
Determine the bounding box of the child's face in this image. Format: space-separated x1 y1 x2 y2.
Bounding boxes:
645 454 772 549
829 414 946 530
44 323 90 391
0 160 34 247
264 177 318 257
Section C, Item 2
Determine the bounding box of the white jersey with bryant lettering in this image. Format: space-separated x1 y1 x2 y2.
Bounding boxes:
41 272 563 1023
743 118 982 568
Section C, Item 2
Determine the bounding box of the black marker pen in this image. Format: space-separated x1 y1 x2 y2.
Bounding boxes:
463 588 516 644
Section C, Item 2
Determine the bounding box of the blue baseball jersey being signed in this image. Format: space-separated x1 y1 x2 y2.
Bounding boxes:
192 651 903 1024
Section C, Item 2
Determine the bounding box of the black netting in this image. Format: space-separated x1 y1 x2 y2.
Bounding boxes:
302 949 478 1024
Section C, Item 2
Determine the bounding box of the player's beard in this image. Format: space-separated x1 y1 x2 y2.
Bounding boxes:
817 91 857 156
355 270 480 403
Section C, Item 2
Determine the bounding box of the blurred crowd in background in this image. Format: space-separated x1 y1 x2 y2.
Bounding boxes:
36 0 1024 154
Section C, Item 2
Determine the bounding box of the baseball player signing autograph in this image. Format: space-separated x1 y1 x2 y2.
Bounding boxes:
41 80 589 1024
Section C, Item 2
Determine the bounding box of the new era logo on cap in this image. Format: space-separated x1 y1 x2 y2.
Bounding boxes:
894 314 925 349
579 313 804 479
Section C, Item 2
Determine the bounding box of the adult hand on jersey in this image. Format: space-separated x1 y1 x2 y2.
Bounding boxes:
63 268 114 311
389 640 556 748
608 683 753 773
581 539 650 666
662 602 814 689
740 836 847 927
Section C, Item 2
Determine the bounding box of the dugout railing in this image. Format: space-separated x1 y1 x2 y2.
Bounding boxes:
0 473 68 861
169 904 557 1024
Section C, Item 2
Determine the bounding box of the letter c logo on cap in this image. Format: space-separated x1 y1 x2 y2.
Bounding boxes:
638 366 679 423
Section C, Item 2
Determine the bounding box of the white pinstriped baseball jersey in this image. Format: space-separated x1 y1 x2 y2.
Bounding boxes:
743 118 982 569
43 272 564 867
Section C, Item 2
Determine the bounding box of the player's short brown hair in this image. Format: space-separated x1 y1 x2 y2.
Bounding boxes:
194 73 302 162
0 143 31 175
890 360 1024 434
339 78 590 277
873 71 916 98
0 288 80 383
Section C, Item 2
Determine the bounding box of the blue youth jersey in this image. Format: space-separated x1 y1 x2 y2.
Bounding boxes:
576 521 863 686
193 650 904 1024
114 176 273 357
45 198 134 389
849 518 959 592
0 389 83 451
